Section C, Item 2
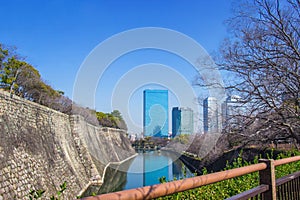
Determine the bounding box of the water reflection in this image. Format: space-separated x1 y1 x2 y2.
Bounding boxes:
82 151 193 197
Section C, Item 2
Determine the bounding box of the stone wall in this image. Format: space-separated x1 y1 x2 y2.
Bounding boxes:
0 90 136 199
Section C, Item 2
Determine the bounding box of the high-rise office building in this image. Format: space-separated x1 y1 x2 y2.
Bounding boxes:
221 95 245 127
203 97 221 134
172 107 194 137
143 90 169 137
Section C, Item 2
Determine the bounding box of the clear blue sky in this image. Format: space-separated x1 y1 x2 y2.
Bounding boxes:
1 0 232 134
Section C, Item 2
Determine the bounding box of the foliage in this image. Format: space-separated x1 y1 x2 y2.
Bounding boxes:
216 0 300 144
27 151 300 199
0 57 23 92
173 134 189 144
28 181 67 200
0 44 70 112
156 150 300 199
0 43 98 122
96 110 127 130
0 43 129 129
51 181 67 200
132 136 169 149
29 189 45 200
0 44 9 69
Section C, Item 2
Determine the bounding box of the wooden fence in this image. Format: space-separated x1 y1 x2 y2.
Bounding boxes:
80 156 300 200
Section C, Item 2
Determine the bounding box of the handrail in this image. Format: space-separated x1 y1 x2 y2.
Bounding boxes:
80 163 267 200
79 155 300 200
274 155 300 166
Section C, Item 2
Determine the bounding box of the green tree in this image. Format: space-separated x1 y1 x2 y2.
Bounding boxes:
95 110 127 130
0 57 28 94
0 43 67 112
0 44 9 69
111 110 122 120
111 110 127 130
0 43 116 123
15 62 41 98
96 112 114 127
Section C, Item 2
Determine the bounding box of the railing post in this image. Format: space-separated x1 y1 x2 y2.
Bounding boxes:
259 159 276 200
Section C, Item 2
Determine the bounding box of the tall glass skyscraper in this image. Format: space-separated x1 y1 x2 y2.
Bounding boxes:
203 97 221 134
172 107 194 137
143 90 169 137
221 95 245 127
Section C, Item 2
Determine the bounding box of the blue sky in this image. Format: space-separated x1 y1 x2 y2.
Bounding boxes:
1 0 232 134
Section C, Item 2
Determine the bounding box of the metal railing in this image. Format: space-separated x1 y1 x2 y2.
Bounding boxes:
79 156 300 200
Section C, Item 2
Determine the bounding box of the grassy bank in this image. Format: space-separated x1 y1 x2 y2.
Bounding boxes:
157 149 300 199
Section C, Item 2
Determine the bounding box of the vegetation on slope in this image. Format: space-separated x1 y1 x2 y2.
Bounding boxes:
0 44 127 129
157 150 300 200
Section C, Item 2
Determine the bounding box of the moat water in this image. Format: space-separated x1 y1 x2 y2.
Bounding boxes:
83 151 194 196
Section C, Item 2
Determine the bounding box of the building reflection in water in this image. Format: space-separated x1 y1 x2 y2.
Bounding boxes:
82 151 193 197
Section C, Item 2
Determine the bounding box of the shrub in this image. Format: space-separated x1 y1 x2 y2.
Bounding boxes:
156 150 300 199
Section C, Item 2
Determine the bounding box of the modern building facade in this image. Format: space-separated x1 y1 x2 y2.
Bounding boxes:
221 95 245 127
143 89 169 137
172 107 194 137
203 97 221 134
